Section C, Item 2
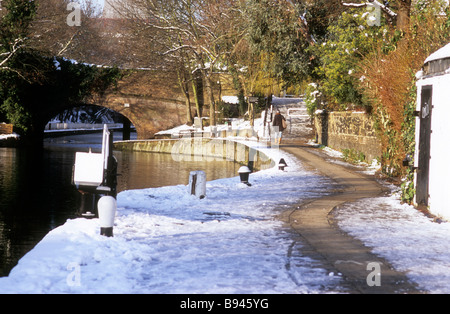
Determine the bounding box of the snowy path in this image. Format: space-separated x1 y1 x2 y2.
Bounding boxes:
288 141 450 294
282 143 420 293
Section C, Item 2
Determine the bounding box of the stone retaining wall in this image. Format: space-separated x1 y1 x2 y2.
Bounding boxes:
314 111 382 162
114 138 275 172
0 124 13 135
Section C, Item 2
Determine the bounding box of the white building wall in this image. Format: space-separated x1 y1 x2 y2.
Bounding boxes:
416 73 450 220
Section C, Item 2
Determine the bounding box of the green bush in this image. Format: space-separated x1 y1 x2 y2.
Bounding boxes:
305 83 322 116
312 9 389 110
342 148 366 164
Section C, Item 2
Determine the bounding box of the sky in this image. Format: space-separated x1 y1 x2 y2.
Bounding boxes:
83 0 104 15
93 0 104 9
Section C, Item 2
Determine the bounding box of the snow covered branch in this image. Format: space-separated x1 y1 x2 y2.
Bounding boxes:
57 32 79 56
341 2 366 8
298 12 316 45
0 38 26 70
371 0 397 18
162 44 196 56
340 0 397 19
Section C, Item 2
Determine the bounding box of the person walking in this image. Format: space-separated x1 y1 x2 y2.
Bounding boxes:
272 109 286 144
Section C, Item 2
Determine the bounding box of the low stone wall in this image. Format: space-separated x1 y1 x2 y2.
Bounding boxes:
0 124 13 135
45 123 123 130
114 138 275 172
155 128 257 140
314 111 382 162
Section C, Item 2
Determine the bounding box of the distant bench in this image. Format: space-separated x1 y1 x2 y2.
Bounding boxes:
0 124 13 135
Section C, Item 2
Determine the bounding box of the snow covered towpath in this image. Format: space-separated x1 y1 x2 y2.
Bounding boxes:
280 141 423 294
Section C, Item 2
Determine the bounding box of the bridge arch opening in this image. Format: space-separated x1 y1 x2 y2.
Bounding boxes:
44 104 136 141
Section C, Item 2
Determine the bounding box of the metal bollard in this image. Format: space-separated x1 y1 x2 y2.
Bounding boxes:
278 158 288 171
238 166 252 186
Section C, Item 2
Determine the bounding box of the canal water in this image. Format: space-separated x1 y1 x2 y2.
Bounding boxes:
0 132 241 277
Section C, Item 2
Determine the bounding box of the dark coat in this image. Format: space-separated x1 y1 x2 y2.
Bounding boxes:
272 113 286 131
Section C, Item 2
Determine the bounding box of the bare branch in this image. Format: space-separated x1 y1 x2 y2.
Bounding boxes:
57 31 79 56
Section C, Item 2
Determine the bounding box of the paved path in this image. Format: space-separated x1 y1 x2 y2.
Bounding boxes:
279 140 424 294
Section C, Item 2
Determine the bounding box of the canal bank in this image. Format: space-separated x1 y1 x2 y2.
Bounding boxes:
0 136 345 294
0 133 244 278
0 133 20 148
114 138 275 172
3 134 450 293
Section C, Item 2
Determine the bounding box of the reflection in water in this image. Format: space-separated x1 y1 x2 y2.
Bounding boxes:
0 132 241 277
0 147 79 277
116 150 240 192
0 149 16 277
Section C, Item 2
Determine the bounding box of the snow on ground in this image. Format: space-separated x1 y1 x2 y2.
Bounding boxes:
3 114 450 293
307 140 382 175
0 141 345 294
335 192 450 294
0 133 19 141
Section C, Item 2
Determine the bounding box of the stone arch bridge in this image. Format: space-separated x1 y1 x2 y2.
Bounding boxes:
88 70 192 140
39 69 219 141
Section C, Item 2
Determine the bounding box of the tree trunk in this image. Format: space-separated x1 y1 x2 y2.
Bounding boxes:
229 64 246 117
204 72 216 126
177 68 194 126
185 93 193 126
249 101 254 127
192 70 204 129
396 0 411 32
183 80 193 126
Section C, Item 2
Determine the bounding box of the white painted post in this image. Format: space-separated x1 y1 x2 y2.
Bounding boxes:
189 171 207 199
102 124 110 171
98 196 117 237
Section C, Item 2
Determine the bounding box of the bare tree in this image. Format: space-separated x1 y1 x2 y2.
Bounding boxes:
25 0 100 61
108 0 246 127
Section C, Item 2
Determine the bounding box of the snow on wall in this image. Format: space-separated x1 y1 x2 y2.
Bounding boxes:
425 43 450 64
